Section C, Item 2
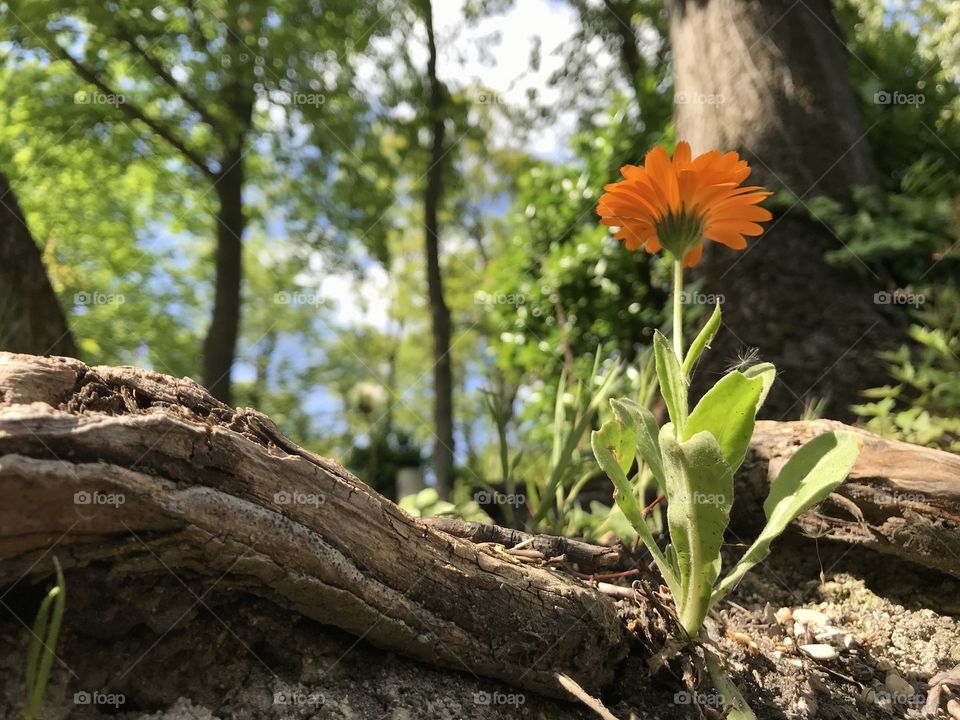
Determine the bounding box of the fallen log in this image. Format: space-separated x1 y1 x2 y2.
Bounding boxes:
2 352 957 704
0 352 630 699
738 420 960 579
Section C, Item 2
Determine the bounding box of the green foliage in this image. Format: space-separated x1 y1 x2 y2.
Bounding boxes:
836 0 960 183
660 425 733 632
25 559 66 720
684 370 764 472
398 486 490 522
594 297 861 637
802 158 958 289
853 287 960 452
528 352 621 531
710 432 862 607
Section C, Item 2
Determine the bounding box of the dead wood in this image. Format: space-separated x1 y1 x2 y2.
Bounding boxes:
0 352 630 699
738 420 960 579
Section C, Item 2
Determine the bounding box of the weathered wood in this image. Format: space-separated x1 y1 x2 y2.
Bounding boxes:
3 352 957 704
420 517 629 574
0 352 629 699
738 420 960 579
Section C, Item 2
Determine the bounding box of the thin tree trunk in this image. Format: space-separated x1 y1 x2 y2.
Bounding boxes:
668 0 904 421
422 0 455 499
202 151 246 405
0 172 76 357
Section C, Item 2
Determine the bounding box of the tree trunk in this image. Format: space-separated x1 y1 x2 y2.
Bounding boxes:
0 352 632 699
202 150 245 406
668 0 904 421
0 172 76 358
422 0 455 499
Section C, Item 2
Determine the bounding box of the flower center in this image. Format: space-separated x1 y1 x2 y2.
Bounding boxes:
655 207 706 258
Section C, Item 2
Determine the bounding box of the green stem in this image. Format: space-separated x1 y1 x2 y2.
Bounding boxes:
672 259 684 364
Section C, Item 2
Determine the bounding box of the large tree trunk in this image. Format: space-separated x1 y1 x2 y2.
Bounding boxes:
202 150 245 407
668 0 904 421
0 352 630 699
0 172 77 358
422 0 455 499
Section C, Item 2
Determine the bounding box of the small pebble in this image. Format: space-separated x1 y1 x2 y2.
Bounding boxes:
884 671 913 696
775 607 793 625
843 634 857 649
763 603 777 625
794 608 829 627
815 627 845 642
793 621 806 638
783 637 795 649
946 699 960 720
797 694 818 716
800 644 838 660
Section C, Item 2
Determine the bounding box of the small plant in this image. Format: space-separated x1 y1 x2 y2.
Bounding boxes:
25 558 66 720
853 287 960 452
594 143 862 717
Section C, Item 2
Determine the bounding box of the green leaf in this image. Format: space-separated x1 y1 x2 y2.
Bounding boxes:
710 431 862 607
592 420 680 598
653 330 688 433
610 397 665 492
705 647 757 720
661 424 733 635
25 558 65 720
685 371 763 472
742 362 776 411
681 300 721 377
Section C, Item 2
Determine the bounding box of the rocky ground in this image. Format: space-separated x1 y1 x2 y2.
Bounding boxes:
1 535 958 719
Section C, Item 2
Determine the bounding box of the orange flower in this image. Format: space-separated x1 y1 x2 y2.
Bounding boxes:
597 142 773 267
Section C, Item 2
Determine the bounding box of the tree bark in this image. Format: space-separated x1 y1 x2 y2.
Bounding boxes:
0 172 77 358
0 352 630 699
668 0 904 421
421 0 455 499
2 351 957 708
